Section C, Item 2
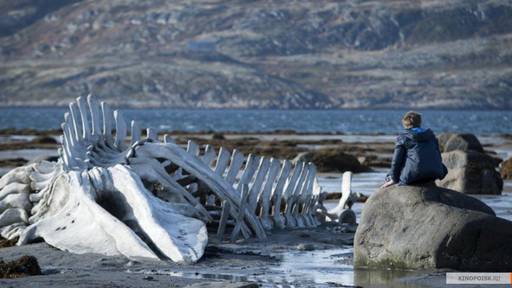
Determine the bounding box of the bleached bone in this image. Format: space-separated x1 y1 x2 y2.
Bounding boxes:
179 142 324 234
270 160 291 229
257 158 281 230
316 171 357 224
0 95 341 263
284 162 306 228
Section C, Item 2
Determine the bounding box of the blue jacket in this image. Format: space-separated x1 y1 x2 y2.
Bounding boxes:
387 128 448 185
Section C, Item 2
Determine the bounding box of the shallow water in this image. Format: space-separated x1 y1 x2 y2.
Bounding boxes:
131 248 355 287
128 174 512 287
318 170 512 221
311 173 512 287
318 169 388 221
269 248 354 286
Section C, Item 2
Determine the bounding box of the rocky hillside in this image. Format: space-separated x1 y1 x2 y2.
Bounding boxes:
1 0 511 109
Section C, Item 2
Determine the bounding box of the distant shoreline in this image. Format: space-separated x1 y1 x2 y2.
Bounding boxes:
1 105 511 111
0 128 510 138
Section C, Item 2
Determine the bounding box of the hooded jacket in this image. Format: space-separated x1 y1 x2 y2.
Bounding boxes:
386 127 448 185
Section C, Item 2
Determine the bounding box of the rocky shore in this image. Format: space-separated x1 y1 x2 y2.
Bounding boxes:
1 129 511 180
0 130 511 287
0 129 395 176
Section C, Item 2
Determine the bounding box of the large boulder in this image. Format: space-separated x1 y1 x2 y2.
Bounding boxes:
293 148 370 173
501 157 512 180
437 150 503 195
437 133 484 153
354 184 512 271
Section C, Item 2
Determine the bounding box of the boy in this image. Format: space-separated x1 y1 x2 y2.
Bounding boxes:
381 111 447 188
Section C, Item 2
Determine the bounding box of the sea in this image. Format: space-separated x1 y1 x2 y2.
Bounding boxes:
0 107 510 134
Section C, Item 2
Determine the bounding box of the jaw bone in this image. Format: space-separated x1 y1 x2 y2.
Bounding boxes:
0 94 338 263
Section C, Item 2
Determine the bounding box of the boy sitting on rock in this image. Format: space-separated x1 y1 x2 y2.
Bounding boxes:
381 111 447 188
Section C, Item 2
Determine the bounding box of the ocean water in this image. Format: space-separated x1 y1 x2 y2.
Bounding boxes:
0 107 510 134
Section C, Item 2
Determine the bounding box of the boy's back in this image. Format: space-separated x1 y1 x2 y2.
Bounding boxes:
384 111 448 187
396 127 447 185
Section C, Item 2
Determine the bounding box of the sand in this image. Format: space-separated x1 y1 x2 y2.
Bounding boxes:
0 225 356 287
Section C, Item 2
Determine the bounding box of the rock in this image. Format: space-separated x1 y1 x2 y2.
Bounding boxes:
0 255 42 278
354 184 512 271
296 243 315 251
441 149 501 169
125 260 140 267
338 209 357 225
28 155 59 165
31 136 58 145
0 158 27 167
436 133 453 151
212 132 225 140
437 133 484 153
501 157 512 180
293 149 371 173
437 150 503 195
0 237 17 248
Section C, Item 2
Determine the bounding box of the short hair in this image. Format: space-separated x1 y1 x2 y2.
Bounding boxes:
402 111 422 128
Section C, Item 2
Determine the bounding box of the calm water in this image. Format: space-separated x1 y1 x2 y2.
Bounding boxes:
0 107 510 134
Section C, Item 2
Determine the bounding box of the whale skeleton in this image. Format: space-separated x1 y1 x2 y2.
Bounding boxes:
0 95 355 263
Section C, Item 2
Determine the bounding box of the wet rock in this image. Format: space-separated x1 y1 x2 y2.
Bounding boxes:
358 155 390 168
0 255 42 278
501 157 512 180
0 237 17 248
0 158 27 167
329 223 358 234
338 210 357 225
125 260 140 267
296 243 314 251
28 155 59 165
437 133 484 153
293 149 371 173
437 150 503 195
32 136 58 145
250 143 306 160
212 132 225 140
354 184 512 271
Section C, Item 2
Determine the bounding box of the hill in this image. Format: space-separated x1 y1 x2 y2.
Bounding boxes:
1 0 511 109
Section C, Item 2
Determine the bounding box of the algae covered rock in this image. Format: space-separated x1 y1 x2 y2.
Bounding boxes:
501 157 512 180
293 148 370 173
0 255 41 278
